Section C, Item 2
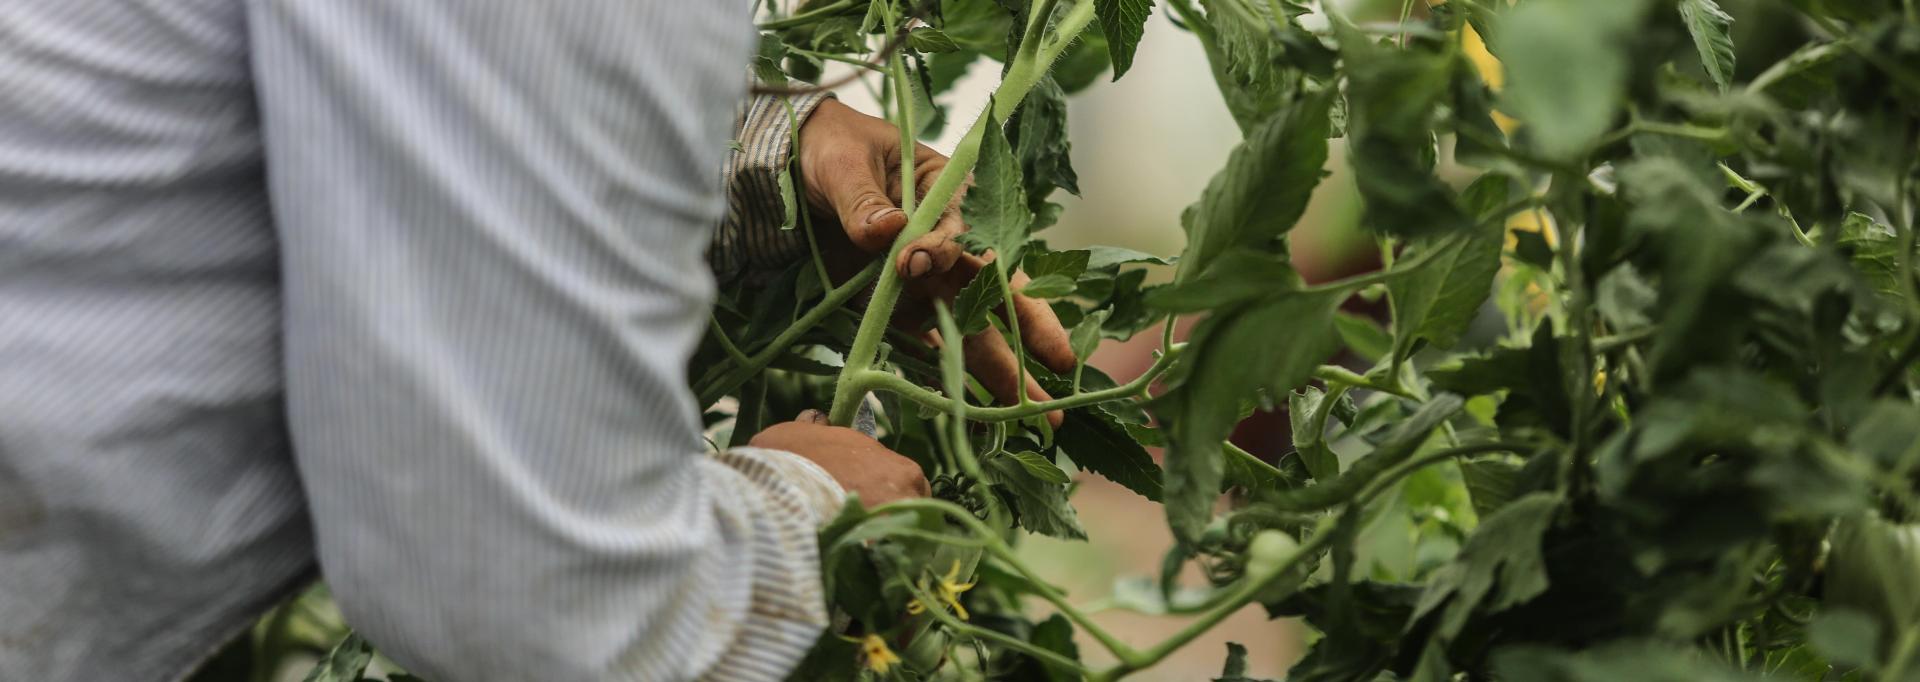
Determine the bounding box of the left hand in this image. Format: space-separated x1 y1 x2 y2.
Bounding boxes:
797 99 1075 427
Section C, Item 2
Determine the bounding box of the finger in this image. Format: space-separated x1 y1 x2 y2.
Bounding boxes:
960 325 1065 428
1003 271 1078 374
818 148 907 254
897 210 967 280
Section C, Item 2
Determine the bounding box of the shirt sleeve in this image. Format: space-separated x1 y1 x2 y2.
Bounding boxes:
246 2 842 680
710 92 834 283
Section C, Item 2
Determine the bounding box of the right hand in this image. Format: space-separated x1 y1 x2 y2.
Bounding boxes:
798 99 1075 427
749 411 929 507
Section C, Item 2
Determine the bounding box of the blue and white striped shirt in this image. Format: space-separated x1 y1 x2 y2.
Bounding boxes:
0 1 843 680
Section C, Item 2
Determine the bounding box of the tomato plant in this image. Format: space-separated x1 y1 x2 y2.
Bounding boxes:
269 0 1920 680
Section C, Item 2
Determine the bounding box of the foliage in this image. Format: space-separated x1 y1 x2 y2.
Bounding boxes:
266 0 1920 680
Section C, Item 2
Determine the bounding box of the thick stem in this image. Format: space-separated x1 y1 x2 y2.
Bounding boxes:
828 0 1099 425
757 0 858 30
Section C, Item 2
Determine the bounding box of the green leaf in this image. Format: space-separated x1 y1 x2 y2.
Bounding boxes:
1022 273 1079 298
1070 309 1110 362
953 262 1007 336
1678 0 1736 92
1289 387 1339 482
1095 0 1155 80
1385 180 1508 363
302 633 375 682
1748 41 1851 110
985 451 1088 539
959 110 1033 263
1459 459 1524 517
1156 290 1343 541
1149 250 1302 312
1005 450 1072 484
1495 0 1650 159
1024 248 1091 281
1411 493 1562 640
1175 89 1333 285
1029 613 1084 681
1010 77 1081 210
1086 245 1173 269
1332 312 1392 365
1056 409 1163 501
907 26 961 53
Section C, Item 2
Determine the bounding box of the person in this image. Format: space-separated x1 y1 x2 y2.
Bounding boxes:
0 2 1073 680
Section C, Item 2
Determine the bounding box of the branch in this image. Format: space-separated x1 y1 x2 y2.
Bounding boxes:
848 343 1180 422
695 262 880 405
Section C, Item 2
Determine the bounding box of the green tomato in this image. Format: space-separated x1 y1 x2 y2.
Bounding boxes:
1244 530 1302 581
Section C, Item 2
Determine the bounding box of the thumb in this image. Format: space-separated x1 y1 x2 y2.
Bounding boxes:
818 153 908 254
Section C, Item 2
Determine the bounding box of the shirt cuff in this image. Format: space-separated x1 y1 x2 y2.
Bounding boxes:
711 92 835 283
691 446 846 681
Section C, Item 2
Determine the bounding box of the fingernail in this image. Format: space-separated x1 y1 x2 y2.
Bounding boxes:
796 409 827 424
907 250 932 277
866 207 901 226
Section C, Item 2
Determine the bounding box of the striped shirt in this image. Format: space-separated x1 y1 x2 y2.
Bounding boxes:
0 1 843 680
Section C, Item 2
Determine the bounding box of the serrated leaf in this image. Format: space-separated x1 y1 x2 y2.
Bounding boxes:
1022 273 1078 298
1386 177 1509 362
1289 387 1340 482
1176 89 1333 284
1024 248 1091 281
1070 309 1110 362
1004 450 1072 484
1332 312 1392 365
907 26 961 53
959 111 1033 263
1011 77 1081 208
985 452 1087 539
954 263 1007 336
1460 459 1524 517
1156 290 1343 542
1095 0 1155 80
1678 0 1736 92
1056 409 1163 501
1411 493 1562 639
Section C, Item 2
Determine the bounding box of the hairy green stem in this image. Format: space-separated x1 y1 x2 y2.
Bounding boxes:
845 343 1179 422
1313 365 1414 398
695 262 879 405
709 315 753 367
828 0 1099 426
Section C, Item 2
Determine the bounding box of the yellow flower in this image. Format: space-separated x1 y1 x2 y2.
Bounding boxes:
1594 368 1608 395
905 560 977 621
860 633 901 674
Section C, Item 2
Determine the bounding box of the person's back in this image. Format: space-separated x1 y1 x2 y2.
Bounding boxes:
1 2 860 679
0 0 310 675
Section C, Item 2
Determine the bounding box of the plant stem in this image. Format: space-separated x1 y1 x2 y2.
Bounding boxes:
1313 365 1414 398
708 315 753 366
694 262 879 405
827 0 1098 426
874 498 1142 663
757 0 858 30
1300 195 1546 297
897 571 1092 674
1089 519 1338 681
846 343 1179 422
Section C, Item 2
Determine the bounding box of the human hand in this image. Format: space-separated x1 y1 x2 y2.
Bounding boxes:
749 411 930 507
796 99 1075 426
